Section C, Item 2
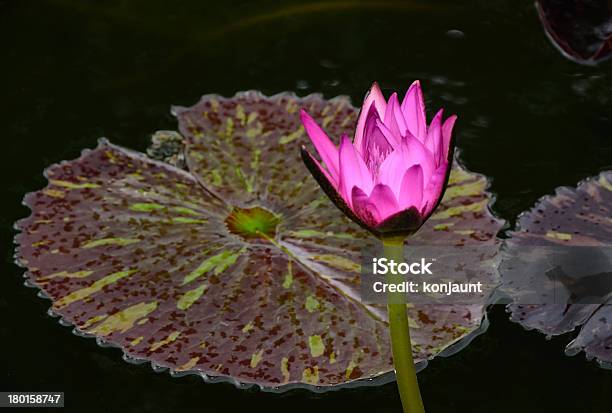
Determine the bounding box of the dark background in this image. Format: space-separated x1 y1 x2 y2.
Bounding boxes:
1 0 611 412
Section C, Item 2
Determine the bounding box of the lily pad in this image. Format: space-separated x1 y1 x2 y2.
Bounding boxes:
536 0 612 65
500 171 612 368
15 91 504 391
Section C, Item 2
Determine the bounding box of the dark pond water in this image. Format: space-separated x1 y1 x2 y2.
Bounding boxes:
1 0 611 412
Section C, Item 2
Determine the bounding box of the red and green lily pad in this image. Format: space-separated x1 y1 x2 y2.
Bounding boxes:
500 171 612 368
15 91 505 390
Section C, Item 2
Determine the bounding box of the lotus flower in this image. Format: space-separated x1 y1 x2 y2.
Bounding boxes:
300 81 456 238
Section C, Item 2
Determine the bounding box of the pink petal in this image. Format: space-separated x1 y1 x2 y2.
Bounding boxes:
339 135 373 207
303 148 338 188
401 80 427 141
424 109 444 166
399 165 424 210
422 162 450 216
351 186 380 227
377 140 410 197
368 184 400 220
404 134 435 180
375 118 401 149
441 114 457 164
383 92 407 141
377 134 435 198
300 109 340 182
362 106 394 173
354 82 387 152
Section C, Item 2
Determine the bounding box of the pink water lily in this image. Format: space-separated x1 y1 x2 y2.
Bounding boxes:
301 81 456 237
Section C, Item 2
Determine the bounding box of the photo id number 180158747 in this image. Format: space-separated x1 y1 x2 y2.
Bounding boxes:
0 392 64 408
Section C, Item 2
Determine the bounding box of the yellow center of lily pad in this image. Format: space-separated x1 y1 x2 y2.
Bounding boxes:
225 206 280 240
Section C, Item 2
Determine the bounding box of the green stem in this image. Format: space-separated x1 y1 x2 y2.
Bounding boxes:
383 236 425 413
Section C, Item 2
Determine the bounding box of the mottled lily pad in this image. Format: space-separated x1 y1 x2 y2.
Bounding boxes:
500 171 612 368
15 91 504 391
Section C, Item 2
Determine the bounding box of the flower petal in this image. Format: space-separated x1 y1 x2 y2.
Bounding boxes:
424 109 444 166
354 82 387 151
368 184 400 220
404 134 435 182
301 147 338 188
441 114 457 164
377 133 435 198
423 162 450 216
339 135 373 207
401 80 427 141
301 146 367 231
399 165 424 210
383 92 407 141
300 109 340 181
376 118 401 150
377 140 409 197
362 106 394 172
351 186 381 227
